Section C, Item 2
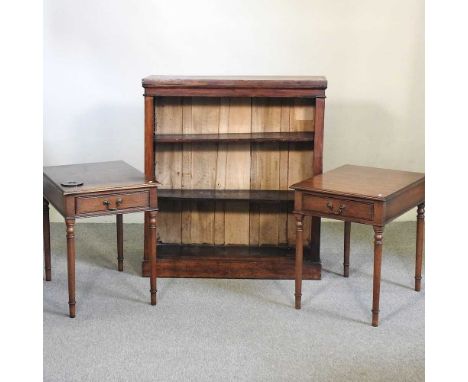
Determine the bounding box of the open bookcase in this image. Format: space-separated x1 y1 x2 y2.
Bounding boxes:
141 76 326 279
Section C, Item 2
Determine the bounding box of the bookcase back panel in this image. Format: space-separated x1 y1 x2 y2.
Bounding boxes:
155 97 315 245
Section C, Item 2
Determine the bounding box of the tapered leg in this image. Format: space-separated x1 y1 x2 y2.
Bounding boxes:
148 211 158 305
343 221 351 277
66 218 76 318
116 214 124 272
415 203 425 291
43 198 51 281
294 213 305 309
372 226 384 327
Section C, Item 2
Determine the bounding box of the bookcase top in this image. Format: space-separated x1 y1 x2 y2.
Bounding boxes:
142 75 327 89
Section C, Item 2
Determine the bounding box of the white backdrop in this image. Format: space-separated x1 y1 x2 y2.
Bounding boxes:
44 0 424 222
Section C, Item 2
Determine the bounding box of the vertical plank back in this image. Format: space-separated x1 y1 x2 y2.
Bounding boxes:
155 97 183 244
250 98 282 245
224 98 252 244
155 96 315 247
189 98 220 244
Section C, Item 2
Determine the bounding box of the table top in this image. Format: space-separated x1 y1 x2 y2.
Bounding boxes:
290 165 424 201
43 161 157 195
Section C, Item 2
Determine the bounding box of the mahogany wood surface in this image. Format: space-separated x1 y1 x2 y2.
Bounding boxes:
148 211 158 305
303 194 374 221
43 199 51 281
44 161 151 195
43 161 158 318
294 213 305 309
143 95 156 273
145 88 326 98
145 97 156 183
143 75 327 91
143 76 326 280
291 165 424 202
415 203 425 291
143 76 327 98
141 245 321 280
65 218 76 318
292 165 425 326
310 97 326 268
372 226 384 327
75 190 150 216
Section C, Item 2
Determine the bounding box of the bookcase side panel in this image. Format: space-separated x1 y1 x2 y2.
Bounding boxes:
287 99 315 245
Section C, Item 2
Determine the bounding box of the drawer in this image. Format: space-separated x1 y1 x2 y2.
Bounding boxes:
302 194 374 221
76 191 149 215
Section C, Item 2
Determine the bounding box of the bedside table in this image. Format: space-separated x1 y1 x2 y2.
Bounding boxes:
43 161 158 318
291 165 425 326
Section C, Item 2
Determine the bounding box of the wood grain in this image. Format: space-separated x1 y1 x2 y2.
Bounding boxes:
181 98 193 244
225 98 251 244
155 97 183 244
143 75 328 89
143 75 327 98
213 98 229 245
144 96 155 182
154 131 314 143
292 165 425 325
288 99 315 245
279 100 291 245
251 98 282 245
145 244 321 280
154 97 316 247
190 98 219 244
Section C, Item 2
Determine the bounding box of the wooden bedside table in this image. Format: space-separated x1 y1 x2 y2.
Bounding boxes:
43 161 158 318
291 165 425 327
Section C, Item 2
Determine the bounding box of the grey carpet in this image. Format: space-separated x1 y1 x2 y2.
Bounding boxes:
44 222 424 382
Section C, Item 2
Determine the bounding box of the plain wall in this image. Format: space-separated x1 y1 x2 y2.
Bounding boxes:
44 0 424 223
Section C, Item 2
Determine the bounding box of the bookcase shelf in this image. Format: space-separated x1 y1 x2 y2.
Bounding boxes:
142 244 321 280
158 189 294 202
154 131 314 144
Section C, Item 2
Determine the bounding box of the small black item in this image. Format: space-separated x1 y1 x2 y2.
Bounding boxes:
61 181 84 187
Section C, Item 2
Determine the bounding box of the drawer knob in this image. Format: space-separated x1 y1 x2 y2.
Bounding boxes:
326 202 346 215
103 200 120 211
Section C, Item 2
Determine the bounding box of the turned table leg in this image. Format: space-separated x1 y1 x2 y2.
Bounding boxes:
294 213 305 309
43 199 51 281
116 214 124 272
372 226 384 327
415 203 425 291
148 211 158 305
66 218 76 318
142 212 150 275
344 221 351 277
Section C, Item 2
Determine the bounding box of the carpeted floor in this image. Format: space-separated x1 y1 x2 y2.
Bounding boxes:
43 222 424 382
